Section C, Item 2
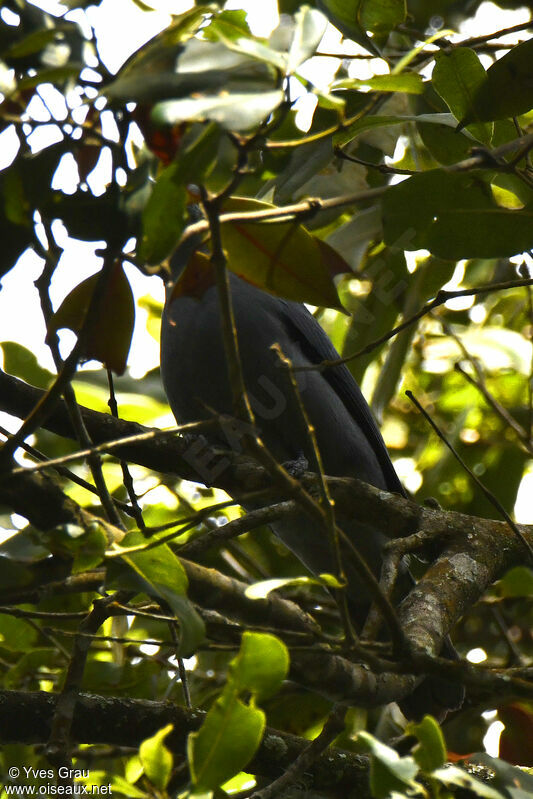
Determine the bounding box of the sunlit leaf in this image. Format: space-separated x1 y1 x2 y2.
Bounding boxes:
153 89 284 132
335 72 424 94
357 731 420 798
0 341 54 389
188 695 264 792
229 632 289 700
108 531 205 656
287 7 328 73
335 112 461 148
407 715 447 772
188 632 288 792
139 724 173 791
106 6 215 100
245 573 343 599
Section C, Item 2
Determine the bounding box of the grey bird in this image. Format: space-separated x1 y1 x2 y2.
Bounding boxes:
160 245 464 720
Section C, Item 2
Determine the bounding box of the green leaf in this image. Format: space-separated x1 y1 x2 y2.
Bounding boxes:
42 522 107 573
316 0 380 55
471 752 533 796
44 186 132 244
110 530 205 656
188 696 265 793
220 197 344 308
407 715 447 772
317 0 405 53
417 120 472 165
0 168 34 279
187 632 287 792
203 9 251 42
47 262 135 375
335 72 424 94
17 65 83 91
101 775 147 798
382 169 533 259
357 731 420 798
334 111 460 148
496 566 533 598
462 38 533 124
138 170 187 265
432 47 493 144
214 34 288 72
139 724 174 791
5 28 59 58
139 122 220 265
229 632 289 700
0 615 38 652
340 245 407 383
382 169 484 250
359 0 406 35
5 649 60 689
0 341 54 389
427 207 533 259
432 765 506 798
109 33 277 107
153 89 284 132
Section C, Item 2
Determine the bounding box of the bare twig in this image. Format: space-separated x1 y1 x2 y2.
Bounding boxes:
406 389 533 564
106 369 146 530
273 345 357 645
295 277 533 374
250 704 347 799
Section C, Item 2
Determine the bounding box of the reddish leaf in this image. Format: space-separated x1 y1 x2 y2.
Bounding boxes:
75 144 101 183
48 261 135 374
498 704 533 766
314 236 352 278
221 197 344 309
169 250 216 300
133 104 186 165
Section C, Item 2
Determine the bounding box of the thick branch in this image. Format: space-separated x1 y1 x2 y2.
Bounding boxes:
2 370 533 706
0 689 369 795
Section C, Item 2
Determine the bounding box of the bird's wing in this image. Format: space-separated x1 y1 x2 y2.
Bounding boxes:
278 299 405 496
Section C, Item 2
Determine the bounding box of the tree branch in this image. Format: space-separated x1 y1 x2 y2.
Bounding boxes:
0 689 370 795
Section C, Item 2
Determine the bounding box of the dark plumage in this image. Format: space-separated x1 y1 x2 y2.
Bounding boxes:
160 260 463 719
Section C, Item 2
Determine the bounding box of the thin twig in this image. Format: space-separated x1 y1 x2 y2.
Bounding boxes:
519 262 533 441
201 191 255 426
273 345 356 645
34 234 124 531
1 421 212 481
250 704 347 799
294 277 533 374
107 370 146 530
406 389 533 564
454 363 533 457
0 243 124 469
46 591 128 775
